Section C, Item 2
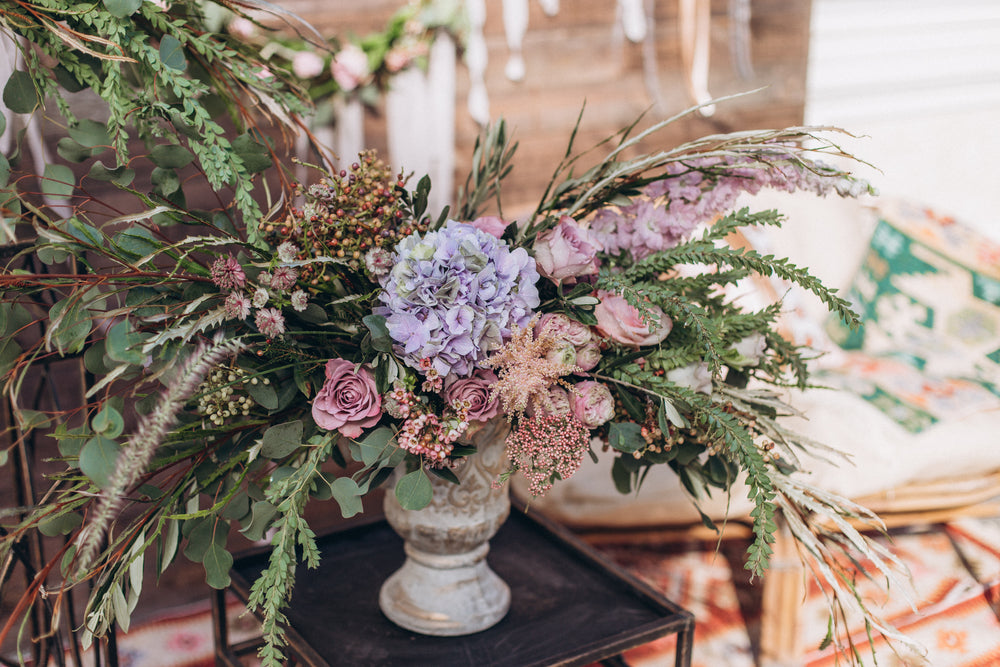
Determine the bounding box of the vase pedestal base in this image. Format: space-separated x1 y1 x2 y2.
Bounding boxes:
378 542 511 636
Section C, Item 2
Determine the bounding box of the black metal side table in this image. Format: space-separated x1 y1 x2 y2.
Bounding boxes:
213 502 694 667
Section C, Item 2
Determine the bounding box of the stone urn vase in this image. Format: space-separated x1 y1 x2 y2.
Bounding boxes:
379 418 511 636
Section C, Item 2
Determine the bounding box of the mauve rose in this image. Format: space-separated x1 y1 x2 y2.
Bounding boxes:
533 216 600 284
666 362 712 395
312 359 382 438
443 369 500 422
331 44 370 92
292 51 325 79
469 215 508 239
593 290 671 347
569 381 615 428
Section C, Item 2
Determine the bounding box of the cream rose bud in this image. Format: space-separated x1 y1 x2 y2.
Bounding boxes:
666 362 713 395
593 290 671 347
730 332 767 365
545 341 578 368
311 359 383 438
532 216 600 284
569 381 615 428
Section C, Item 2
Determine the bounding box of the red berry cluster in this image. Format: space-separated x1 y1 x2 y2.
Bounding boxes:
259 151 428 283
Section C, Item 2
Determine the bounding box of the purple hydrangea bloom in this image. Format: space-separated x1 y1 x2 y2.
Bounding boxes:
376 220 540 377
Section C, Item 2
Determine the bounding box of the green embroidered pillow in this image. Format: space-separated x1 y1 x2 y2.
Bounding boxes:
825 200 1000 430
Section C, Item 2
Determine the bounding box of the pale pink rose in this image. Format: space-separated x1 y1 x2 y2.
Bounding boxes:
469 215 508 239
569 381 615 428
593 290 671 347
292 51 325 80
330 44 370 92
228 17 256 40
443 369 500 422
527 386 571 418
574 340 602 371
666 362 712 395
532 216 600 284
384 47 413 73
312 359 382 438
536 312 592 348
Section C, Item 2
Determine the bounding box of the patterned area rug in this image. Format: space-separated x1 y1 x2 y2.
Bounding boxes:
49 518 1000 667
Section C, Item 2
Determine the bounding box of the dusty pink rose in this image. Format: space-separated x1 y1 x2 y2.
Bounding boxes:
593 290 671 347
469 215 508 239
292 51 325 79
536 312 592 348
312 359 382 438
330 44 370 92
569 381 615 428
443 369 500 422
533 216 600 284
574 340 602 371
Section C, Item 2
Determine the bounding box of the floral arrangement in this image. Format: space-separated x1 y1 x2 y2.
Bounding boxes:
220 0 465 110
0 2 914 666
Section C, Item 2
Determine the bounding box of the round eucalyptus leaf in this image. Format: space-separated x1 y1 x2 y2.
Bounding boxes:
91 405 125 438
103 0 142 18
39 511 84 537
3 70 38 114
394 469 433 510
89 161 135 186
42 164 75 199
69 119 111 149
149 143 194 169
158 35 188 72
79 436 122 489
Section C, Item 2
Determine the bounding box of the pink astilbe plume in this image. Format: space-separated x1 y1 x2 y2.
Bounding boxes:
485 316 579 418
506 415 591 497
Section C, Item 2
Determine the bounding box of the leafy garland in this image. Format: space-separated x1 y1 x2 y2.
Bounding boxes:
1 0 311 237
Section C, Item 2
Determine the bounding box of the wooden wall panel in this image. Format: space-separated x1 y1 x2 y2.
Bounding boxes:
278 0 811 216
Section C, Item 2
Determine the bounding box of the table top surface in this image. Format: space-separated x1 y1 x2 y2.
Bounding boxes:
228 507 692 667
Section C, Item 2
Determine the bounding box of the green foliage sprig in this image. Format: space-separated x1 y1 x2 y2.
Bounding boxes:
246 437 329 666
